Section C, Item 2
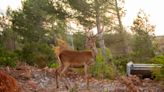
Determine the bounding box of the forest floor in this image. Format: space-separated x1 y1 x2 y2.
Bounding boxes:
1 64 164 92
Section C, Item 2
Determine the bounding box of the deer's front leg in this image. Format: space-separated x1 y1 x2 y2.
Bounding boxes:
55 65 63 88
84 64 89 88
60 64 70 89
60 63 70 76
57 56 62 67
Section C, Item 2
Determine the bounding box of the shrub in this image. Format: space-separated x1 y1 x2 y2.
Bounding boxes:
48 63 59 68
90 48 116 79
151 55 164 80
20 43 56 68
0 46 18 67
112 55 130 75
90 61 117 79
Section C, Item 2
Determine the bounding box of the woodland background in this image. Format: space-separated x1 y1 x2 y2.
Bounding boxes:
0 0 164 80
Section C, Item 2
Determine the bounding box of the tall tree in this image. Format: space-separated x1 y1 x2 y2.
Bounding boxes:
131 10 155 62
113 0 129 56
67 0 119 63
11 0 68 66
114 0 124 31
12 0 68 44
0 8 16 51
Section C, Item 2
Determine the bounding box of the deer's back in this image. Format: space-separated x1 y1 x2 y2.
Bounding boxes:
59 50 94 66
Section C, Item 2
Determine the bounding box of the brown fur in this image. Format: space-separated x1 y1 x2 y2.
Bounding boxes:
59 50 95 67
0 70 20 92
55 50 95 88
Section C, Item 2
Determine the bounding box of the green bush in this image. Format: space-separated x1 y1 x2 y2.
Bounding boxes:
48 62 59 68
151 55 164 80
20 43 56 68
112 55 129 74
0 46 18 67
90 61 116 79
151 55 164 64
90 48 116 79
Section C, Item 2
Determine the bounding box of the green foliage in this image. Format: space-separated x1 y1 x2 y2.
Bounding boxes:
7 0 68 67
104 33 132 56
19 43 55 68
112 55 129 74
90 48 116 79
90 61 117 79
11 0 68 44
96 48 112 61
12 0 50 43
48 63 59 68
68 0 119 29
131 10 155 63
131 33 155 62
73 32 86 50
151 55 164 80
0 45 17 67
151 55 164 64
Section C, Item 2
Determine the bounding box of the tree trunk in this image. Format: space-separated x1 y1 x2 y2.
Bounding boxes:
115 0 128 55
4 32 16 51
96 9 108 64
115 0 123 33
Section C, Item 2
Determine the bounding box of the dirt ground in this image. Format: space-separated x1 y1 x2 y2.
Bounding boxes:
0 64 164 92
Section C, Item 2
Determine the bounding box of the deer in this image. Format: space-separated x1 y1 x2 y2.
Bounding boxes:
55 49 96 89
55 31 97 89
